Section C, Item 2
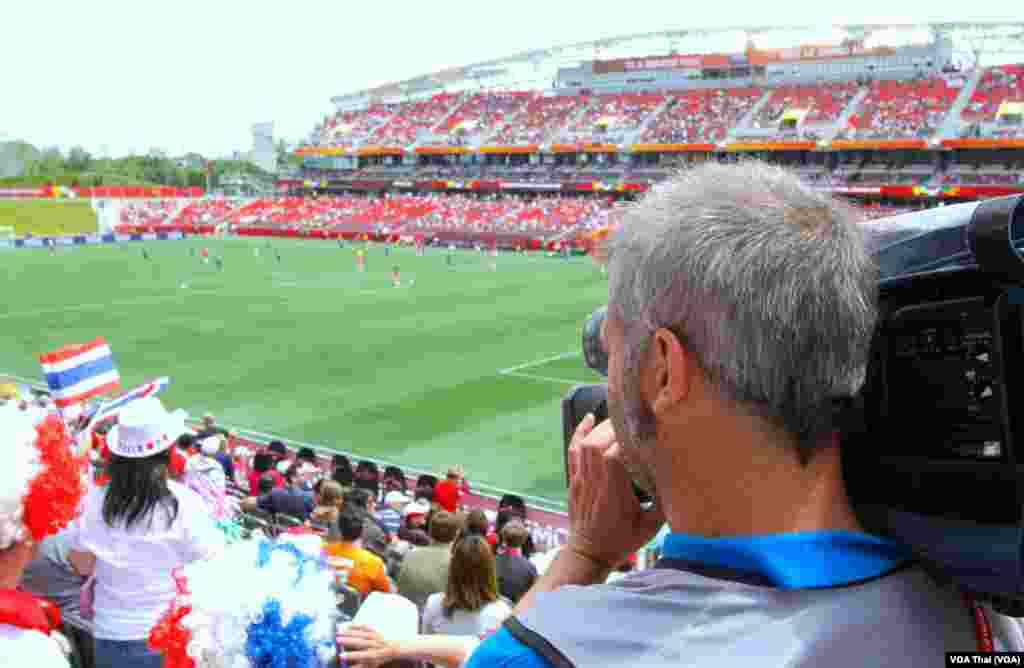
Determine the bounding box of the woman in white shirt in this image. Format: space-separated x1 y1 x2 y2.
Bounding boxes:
422 535 511 638
67 398 223 668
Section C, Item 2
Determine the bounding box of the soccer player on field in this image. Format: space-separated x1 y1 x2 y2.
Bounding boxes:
392 265 401 287
356 249 366 272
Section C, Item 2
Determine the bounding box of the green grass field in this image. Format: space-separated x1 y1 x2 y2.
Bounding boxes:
0 238 608 508
0 200 99 236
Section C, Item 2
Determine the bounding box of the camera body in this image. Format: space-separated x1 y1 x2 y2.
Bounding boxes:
564 195 1024 612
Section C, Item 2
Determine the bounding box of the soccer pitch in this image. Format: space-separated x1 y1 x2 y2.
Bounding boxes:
0 237 609 507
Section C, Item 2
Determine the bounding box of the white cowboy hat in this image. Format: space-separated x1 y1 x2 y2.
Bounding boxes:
107 397 188 459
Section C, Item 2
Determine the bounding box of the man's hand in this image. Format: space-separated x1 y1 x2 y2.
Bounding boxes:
337 624 398 667
566 415 665 570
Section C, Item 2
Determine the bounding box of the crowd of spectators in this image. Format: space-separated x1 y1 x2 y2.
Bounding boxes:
303 67 1024 150
641 88 762 144
753 82 859 127
370 93 463 146
840 76 961 139
0 380 567 667
962 65 1024 124
9 162 1024 668
116 194 612 246
316 104 399 147
492 95 582 145
562 92 666 143
428 93 534 146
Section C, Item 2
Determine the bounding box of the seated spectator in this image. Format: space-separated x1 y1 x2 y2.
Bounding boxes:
461 509 490 541
382 466 408 498
265 440 288 465
193 413 229 439
325 509 393 597
343 488 390 559
494 520 537 604
398 501 432 548
355 461 381 499
490 509 535 559
256 472 276 496
183 436 233 520
309 480 345 532
332 455 354 489
422 536 511 637
434 466 468 513
377 491 408 535
240 464 314 521
397 511 460 611
247 453 282 496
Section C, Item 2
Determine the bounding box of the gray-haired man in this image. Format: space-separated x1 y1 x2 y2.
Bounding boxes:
459 162 1023 667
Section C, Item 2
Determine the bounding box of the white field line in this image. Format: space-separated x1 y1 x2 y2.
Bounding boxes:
498 351 580 374
500 371 588 385
2 373 568 513
1 290 222 320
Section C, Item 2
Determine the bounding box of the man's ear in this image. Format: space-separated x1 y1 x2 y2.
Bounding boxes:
645 328 692 415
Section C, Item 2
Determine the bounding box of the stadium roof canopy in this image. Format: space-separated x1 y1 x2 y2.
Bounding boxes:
330 22 1024 109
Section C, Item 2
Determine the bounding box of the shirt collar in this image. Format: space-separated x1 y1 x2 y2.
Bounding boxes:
659 530 912 590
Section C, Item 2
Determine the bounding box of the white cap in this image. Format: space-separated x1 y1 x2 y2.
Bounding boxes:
402 500 430 519
384 491 410 507
107 397 187 459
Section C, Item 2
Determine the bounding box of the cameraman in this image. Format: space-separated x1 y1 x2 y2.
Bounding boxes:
465 162 1020 667
339 163 1023 668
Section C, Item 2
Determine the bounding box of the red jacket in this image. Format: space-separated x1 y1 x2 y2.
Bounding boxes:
434 477 469 513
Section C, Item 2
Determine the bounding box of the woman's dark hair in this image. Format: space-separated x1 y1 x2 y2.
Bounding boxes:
102 449 178 529
443 535 499 618
252 453 273 474
337 508 364 542
332 455 354 487
383 466 407 493
354 460 380 496
297 447 317 463
344 488 372 511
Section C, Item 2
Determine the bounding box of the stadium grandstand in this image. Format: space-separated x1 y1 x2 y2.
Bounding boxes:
11 21 1024 668
288 22 1024 209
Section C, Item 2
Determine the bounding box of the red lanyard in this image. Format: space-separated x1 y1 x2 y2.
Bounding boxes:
965 593 994 652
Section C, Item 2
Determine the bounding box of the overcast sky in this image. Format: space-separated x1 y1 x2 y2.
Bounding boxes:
1 1 1020 158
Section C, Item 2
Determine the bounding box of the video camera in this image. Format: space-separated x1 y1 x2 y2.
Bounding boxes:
562 195 1024 614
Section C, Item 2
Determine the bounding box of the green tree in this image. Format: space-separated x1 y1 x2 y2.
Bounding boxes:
66 146 92 172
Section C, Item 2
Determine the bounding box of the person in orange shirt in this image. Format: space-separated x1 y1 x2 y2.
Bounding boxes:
325 509 393 597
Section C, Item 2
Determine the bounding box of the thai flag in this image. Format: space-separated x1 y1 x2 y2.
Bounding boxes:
39 337 120 408
88 377 170 426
